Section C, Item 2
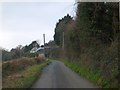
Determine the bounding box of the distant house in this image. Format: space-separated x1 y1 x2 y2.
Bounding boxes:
36 47 44 54
30 41 58 57
30 47 38 53
30 47 44 54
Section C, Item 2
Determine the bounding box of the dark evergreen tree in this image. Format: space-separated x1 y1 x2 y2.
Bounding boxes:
54 14 72 46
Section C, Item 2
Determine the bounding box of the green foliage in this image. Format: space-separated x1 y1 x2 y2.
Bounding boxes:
54 14 72 46
76 2 119 44
53 2 119 88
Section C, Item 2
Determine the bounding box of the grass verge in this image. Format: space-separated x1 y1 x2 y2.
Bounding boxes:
60 59 111 88
3 60 51 88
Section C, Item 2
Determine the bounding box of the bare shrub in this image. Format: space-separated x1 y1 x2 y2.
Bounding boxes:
35 54 46 63
2 57 46 77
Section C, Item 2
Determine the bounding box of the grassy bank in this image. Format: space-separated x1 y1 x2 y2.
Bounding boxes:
3 60 50 88
61 59 112 88
58 39 118 88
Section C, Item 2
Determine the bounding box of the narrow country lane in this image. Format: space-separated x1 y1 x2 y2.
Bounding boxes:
31 60 98 88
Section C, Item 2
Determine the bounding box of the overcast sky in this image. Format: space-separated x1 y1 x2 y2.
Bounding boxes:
0 0 76 51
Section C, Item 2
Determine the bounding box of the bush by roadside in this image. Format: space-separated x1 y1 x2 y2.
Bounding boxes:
2 56 50 88
2 57 45 78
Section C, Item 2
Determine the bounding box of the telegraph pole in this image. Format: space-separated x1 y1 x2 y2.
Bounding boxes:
43 34 45 57
62 32 64 49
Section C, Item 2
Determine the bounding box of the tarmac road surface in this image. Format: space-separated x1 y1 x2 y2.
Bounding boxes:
31 60 98 88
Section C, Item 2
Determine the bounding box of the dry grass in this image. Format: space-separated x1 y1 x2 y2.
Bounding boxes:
2 56 45 78
2 60 50 88
2 56 49 88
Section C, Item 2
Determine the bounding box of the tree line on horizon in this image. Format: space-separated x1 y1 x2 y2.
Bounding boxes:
2 41 40 61
2 40 56 61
